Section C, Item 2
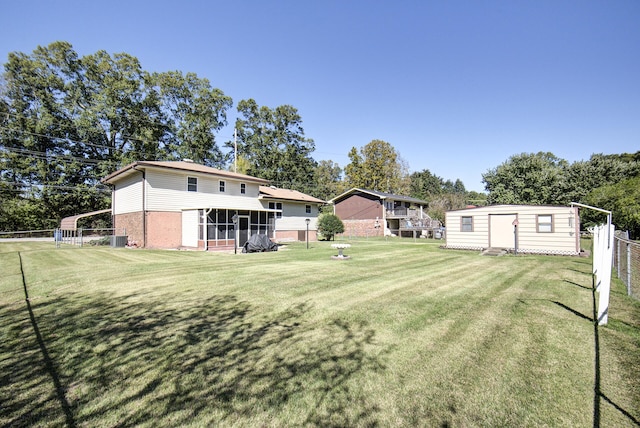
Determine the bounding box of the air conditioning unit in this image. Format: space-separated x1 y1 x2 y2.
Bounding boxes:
110 235 128 248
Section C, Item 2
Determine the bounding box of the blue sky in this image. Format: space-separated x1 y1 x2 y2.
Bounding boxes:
1 0 638 192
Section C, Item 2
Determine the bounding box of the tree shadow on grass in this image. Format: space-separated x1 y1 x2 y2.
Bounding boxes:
2 291 385 427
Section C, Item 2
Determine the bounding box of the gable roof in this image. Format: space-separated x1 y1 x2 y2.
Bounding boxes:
328 187 428 206
101 161 270 185
259 186 325 204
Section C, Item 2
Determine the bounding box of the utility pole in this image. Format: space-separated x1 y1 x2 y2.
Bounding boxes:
234 128 237 173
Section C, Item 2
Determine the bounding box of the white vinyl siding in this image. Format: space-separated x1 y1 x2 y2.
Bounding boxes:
274 202 318 230
112 173 143 214
144 169 263 211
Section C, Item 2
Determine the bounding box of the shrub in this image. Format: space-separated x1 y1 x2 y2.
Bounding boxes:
317 214 344 241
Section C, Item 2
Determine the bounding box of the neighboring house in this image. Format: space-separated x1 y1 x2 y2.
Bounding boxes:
101 160 323 250
328 188 440 238
445 204 581 255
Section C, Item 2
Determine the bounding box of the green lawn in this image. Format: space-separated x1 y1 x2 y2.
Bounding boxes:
1 239 639 427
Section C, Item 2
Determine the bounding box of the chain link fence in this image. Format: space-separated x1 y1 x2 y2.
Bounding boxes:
613 231 639 299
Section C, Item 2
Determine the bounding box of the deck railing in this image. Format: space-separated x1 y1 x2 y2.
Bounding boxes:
386 208 424 218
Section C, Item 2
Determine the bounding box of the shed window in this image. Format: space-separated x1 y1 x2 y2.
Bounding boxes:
537 214 553 233
219 180 226 192
187 177 197 192
461 216 473 232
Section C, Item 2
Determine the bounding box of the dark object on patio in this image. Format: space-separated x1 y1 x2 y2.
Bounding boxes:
242 234 279 253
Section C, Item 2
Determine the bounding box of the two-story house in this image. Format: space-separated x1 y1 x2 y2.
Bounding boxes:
101 160 324 250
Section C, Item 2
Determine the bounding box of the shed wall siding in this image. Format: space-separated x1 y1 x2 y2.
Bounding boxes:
446 205 579 254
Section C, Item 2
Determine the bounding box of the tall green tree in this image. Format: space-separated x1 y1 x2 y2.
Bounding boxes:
0 42 233 230
230 99 317 194
585 176 640 238
482 152 568 205
344 139 405 193
313 159 343 201
151 71 232 167
409 169 446 200
561 153 640 204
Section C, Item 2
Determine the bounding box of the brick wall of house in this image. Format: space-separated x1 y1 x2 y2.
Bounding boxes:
275 229 317 241
343 219 383 238
113 212 144 247
146 211 182 249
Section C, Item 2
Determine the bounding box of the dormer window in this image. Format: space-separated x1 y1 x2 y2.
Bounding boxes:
187 177 198 192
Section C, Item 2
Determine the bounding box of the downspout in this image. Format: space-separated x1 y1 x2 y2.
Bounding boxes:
133 166 146 248
204 208 213 251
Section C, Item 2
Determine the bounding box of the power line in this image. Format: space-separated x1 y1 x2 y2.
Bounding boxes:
1 146 103 165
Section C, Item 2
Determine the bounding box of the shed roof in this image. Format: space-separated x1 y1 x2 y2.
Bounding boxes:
446 204 573 214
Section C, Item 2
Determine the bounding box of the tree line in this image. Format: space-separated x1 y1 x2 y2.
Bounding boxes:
1 42 638 236
483 151 640 236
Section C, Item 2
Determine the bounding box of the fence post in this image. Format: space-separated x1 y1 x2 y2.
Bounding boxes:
628 242 632 296
616 237 621 278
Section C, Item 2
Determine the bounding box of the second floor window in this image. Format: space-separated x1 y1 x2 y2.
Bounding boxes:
306 205 311 214
187 177 197 192
219 181 225 192
240 183 246 194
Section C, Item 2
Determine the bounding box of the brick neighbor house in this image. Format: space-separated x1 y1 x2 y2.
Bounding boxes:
328 188 440 238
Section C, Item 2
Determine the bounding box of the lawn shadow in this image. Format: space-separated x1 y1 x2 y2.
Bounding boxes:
589 274 640 428
563 279 591 290
3 287 385 427
551 301 593 322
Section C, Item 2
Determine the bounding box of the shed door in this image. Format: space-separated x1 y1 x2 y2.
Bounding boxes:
489 214 517 249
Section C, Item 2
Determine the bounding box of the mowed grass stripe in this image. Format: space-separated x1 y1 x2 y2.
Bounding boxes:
1 240 638 427
376 258 594 426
